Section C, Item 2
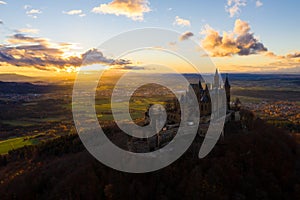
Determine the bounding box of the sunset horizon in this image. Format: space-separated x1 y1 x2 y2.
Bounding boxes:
0 1 299 199
0 0 299 77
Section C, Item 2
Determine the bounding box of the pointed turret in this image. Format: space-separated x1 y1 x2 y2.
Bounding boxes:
203 84 210 99
225 73 230 88
199 80 203 90
224 73 231 111
213 69 220 89
204 83 209 92
198 80 204 96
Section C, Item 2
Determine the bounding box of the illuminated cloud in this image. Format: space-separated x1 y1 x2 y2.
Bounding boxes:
264 51 284 59
240 51 300 72
179 31 194 41
92 0 151 21
17 28 39 34
82 48 131 65
225 0 246 18
0 1 7 5
286 51 300 58
233 19 250 34
256 0 263 7
6 34 49 45
264 51 300 60
63 10 85 17
201 19 267 57
0 34 131 71
173 16 191 27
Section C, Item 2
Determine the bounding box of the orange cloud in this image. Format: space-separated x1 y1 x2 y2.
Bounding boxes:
16 28 40 34
0 34 131 71
92 0 151 21
201 19 267 57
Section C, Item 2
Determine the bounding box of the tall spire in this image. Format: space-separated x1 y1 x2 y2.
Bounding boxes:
204 83 209 91
199 79 203 90
224 73 231 111
225 73 230 88
213 68 220 88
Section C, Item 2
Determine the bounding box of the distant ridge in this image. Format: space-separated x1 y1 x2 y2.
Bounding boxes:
0 81 55 94
0 73 37 82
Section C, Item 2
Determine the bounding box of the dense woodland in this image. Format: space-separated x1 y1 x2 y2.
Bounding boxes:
0 110 299 200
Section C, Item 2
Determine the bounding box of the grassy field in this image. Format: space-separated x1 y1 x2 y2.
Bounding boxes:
0 136 39 154
95 97 171 122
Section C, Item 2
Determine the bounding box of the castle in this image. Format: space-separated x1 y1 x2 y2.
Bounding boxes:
128 70 235 152
166 69 231 124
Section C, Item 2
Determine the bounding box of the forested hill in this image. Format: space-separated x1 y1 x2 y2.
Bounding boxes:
0 110 299 200
0 81 57 94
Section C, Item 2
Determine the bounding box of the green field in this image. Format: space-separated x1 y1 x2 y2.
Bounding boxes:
95 97 170 121
0 136 39 155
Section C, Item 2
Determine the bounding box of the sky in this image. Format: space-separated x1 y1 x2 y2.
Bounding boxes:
0 0 299 77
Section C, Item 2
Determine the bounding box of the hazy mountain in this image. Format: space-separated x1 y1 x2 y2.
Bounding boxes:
0 81 57 94
0 73 37 82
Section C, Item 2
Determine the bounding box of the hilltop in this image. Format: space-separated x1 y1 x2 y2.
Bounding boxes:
0 110 299 200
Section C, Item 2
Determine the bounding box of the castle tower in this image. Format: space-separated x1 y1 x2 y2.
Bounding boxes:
224 73 231 111
199 80 203 92
200 84 211 116
213 69 220 89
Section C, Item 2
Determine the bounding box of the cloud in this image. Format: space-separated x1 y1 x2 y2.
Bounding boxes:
0 1 7 5
0 34 131 71
256 0 263 7
82 48 131 66
92 0 151 21
264 51 300 60
201 19 267 57
63 10 84 16
25 9 42 19
233 19 250 34
114 65 145 70
286 51 300 58
173 16 191 27
179 31 194 41
24 5 31 10
6 34 48 45
247 51 300 72
0 20 3 25
17 28 39 34
26 9 42 15
225 0 247 18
